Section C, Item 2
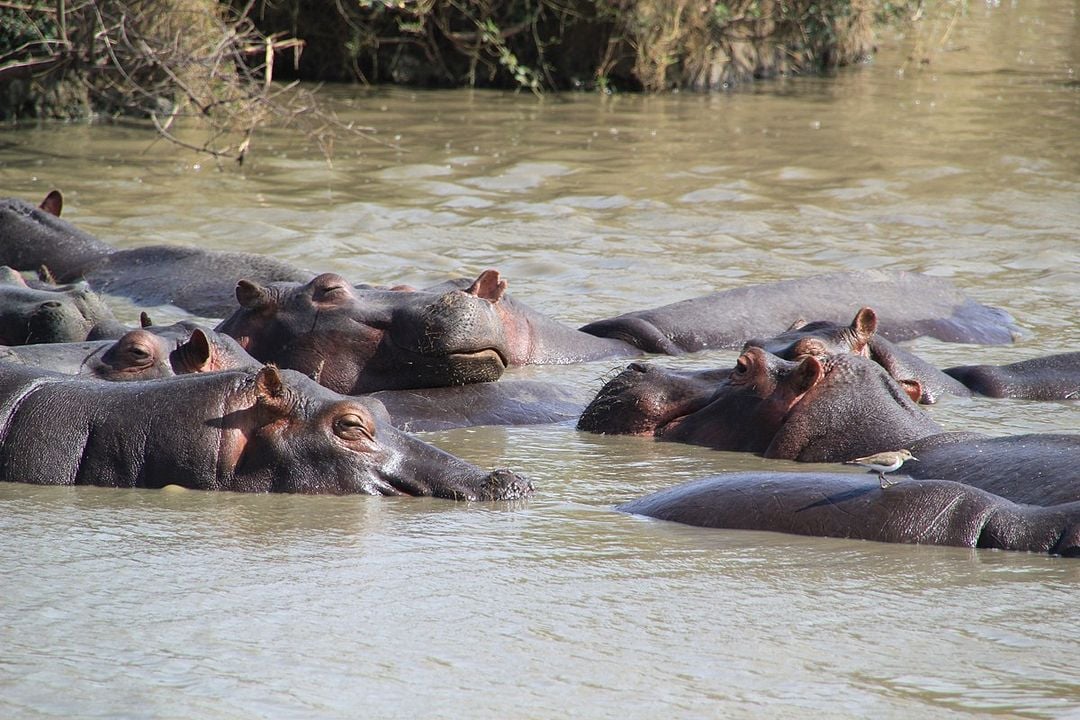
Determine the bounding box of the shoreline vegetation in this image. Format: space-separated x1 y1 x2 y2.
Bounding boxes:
0 0 921 159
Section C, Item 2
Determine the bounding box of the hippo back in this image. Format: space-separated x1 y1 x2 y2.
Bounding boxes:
0 197 114 277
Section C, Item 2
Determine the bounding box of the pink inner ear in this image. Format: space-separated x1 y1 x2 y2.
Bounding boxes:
852 306 879 340
236 279 268 308
39 190 63 216
899 378 924 403
466 269 507 303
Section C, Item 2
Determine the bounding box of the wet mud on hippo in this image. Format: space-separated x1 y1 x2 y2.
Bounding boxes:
617 472 1080 556
0 362 531 499
0 192 311 317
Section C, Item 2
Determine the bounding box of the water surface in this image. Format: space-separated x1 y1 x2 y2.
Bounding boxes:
1 1 1079 717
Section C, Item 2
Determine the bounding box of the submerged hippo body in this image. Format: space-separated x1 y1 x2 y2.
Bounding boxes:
371 380 589 432
944 352 1080 400
617 472 1080 556
0 362 530 499
0 266 124 344
0 193 311 317
579 270 1022 351
582 350 1080 505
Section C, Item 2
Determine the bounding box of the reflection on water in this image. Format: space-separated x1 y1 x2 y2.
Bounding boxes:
1 0 1079 717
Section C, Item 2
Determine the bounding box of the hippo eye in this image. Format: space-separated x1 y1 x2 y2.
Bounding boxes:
314 284 347 302
333 412 374 441
124 345 152 363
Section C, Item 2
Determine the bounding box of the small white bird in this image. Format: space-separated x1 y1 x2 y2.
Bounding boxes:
844 449 917 489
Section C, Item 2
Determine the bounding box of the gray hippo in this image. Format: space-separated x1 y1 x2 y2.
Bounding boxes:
0 265 124 344
579 270 1022 348
745 306 1077 402
580 349 1080 505
0 191 311 317
617 472 1080 556
0 362 531 499
0 321 255 379
215 271 546 393
944 352 1080 400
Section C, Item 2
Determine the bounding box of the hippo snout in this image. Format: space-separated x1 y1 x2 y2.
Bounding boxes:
483 468 533 501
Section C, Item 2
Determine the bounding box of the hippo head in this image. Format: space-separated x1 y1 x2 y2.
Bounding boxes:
743 306 877 360
658 348 824 451
765 353 943 463
219 366 532 499
0 267 120 344
216 271 511 393
577 363 735 435
87 322 258 381
579 347 822 452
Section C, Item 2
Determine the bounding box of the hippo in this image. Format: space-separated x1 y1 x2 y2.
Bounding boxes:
0 191 311 317
216 271 518 392
581 350 1080 505
579 348 939 454
943 352 1080 400
0 362 531 499
579 270 1022 349
617 472 1080 556
0 321 258 380
745 306 1077 402
0 265 125 344
742 307 971 403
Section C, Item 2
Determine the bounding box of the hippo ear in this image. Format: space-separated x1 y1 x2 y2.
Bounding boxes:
37 265 57 285
39 190 62 216
140 312 153 328
172 329 213 373
898 378 924 403
791 355 825 394
466 269 507 304
255 365 285 398
0 266 29 287
786 317 808 332
236 279 270 309
852 307 878 340
253 365 293 423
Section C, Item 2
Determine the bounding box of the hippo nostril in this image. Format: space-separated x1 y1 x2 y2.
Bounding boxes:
39 301 63 309
628 362 650 373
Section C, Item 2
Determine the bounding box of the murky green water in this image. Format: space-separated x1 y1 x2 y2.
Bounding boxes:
2 0 1079 717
